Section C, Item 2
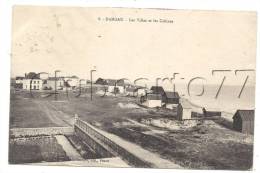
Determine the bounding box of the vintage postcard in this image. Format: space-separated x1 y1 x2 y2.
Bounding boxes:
9 6 256 170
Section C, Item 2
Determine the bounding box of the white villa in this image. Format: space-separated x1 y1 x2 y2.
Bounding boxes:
22 78 43 90
16 72 81 91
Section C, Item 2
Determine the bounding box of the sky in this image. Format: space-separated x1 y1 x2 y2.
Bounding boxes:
11 6 257 86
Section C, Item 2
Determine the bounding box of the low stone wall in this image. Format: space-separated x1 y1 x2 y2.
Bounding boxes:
10 127 74 138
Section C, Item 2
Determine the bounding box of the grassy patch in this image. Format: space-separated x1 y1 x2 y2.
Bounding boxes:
105 122 253 170
9 136 70 164
10 94 60 128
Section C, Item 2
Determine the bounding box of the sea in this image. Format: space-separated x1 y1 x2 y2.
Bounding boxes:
146 82 255 119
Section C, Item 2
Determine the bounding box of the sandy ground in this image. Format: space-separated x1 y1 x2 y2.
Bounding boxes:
104 118 253 170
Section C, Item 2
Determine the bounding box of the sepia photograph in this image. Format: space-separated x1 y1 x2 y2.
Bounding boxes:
9 6 256 170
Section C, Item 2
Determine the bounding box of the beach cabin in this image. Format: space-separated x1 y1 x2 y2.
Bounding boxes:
233 110 254 134
142 94 162 108
176 100 192 120
163 91 180 109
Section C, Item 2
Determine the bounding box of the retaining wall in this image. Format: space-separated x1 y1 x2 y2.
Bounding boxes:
74 127 114 158
74 119 151 167
10 127 74 138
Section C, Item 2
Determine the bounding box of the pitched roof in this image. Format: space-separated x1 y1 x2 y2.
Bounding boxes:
233 110 255 121
150 86 165 94
164 92 180 99
106 79 125 86
116 79 125 86
15 76 24 80
95 78 106 85
106 79 117 86
25 72 40 79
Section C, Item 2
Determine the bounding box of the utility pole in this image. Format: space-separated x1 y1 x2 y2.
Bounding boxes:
65 79 71 99
54 70 61 101
90 69 96 101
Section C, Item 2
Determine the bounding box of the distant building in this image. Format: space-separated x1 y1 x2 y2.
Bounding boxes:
176 99 192 120
15 76 24 84
125 87 137 97
163 91 180 105
16 72 82 91
150 86 165 95
39 73 49 80
95 78 128 94
25 72 38 79
233 110 254 134
15 76 24 89
136 86 147 97
95 78 107 85
22 78 43 90
21 73 43 90
64 76 79 88
106 79 125 94
142 94 162 108
43 77 64 90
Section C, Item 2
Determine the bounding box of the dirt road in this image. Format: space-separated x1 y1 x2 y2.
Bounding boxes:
34 100 74 127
